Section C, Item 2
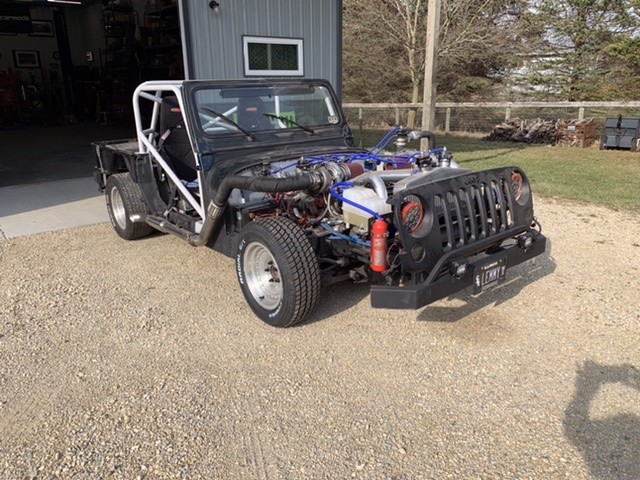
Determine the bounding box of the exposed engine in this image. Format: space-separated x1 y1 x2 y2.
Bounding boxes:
228 127 464 283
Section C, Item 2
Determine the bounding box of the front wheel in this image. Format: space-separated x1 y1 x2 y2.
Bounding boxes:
236 217 320 327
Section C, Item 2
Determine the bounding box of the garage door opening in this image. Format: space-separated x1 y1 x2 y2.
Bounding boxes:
0 0 184 186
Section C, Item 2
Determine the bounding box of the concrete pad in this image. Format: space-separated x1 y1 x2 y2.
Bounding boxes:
0 177 108 240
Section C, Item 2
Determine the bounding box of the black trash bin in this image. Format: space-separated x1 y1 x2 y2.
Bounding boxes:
601 116 640 151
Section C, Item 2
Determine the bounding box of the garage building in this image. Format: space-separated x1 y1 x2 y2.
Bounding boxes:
0 0 342 187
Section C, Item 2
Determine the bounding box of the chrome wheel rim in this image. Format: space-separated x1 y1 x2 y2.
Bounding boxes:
244 242 283 310
110 187 127 230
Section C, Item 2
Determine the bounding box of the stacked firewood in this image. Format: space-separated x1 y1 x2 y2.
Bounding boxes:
485 118 557 144
556 118 597 148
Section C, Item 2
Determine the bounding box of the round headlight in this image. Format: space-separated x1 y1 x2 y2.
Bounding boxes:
510 172 524 202
401 194 432 238
401 198 425 234
510 170 531 206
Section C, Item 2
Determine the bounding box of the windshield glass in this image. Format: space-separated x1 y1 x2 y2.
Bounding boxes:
194 84 340 136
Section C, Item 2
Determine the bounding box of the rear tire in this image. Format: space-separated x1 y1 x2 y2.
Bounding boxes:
236 217 320 327
105 173 153 240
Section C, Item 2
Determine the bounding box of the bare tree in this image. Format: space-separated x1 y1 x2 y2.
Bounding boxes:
343 0 527 123
344 0 426 127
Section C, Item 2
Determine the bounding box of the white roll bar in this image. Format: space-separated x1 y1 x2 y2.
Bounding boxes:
132 81 204 218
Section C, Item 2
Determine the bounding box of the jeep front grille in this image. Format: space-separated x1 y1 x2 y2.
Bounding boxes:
435 180 515 252
391 167 534 274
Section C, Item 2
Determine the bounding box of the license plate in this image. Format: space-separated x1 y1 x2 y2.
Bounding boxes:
473 258 507 294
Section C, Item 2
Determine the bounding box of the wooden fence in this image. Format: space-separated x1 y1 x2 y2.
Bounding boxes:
342 101 640 134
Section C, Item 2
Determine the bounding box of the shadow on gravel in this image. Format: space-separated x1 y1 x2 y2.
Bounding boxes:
564 361 640 480
303 241 556 326
416 242 556 323
303 283 370 325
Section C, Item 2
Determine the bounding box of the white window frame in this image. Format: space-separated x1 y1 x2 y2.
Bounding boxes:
242 36 304 77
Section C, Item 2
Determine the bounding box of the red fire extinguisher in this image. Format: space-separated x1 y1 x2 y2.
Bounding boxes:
370 218 389 273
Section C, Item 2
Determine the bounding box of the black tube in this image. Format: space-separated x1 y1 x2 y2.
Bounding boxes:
412 131 436 150
146 215 191 239
425 131 436 150
186 173 320 247
213 174 317 207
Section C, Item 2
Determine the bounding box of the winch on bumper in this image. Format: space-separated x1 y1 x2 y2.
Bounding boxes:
370 167 547 309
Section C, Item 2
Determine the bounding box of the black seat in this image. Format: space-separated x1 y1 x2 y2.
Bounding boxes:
237 96 272 131
160 96 198 181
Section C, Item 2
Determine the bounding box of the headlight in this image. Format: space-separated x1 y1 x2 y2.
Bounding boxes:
510 170 530 206
401 196 424 234
510 172 523 201
401 194 432 238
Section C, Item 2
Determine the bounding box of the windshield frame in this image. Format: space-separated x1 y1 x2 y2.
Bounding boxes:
186 79 345 144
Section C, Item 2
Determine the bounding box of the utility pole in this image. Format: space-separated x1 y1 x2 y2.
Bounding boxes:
420 0 441 151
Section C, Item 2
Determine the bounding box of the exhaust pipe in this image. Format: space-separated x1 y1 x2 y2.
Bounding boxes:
154 162 359 247
187 173 319 247
187 200 226 247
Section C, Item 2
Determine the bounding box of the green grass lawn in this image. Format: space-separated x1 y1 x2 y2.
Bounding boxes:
356 129 640 212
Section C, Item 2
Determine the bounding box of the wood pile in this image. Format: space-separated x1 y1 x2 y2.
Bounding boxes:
556 118 597 148
485 117 557 144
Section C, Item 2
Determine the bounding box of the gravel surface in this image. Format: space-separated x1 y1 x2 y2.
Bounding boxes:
1 197 639 479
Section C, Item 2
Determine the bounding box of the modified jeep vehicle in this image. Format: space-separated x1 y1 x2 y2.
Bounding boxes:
93 79 546 327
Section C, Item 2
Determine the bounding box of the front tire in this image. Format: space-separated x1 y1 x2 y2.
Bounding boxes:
105 173 153 240
236 217 320 327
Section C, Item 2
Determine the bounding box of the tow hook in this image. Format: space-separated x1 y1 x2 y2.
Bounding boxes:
450 261 468 279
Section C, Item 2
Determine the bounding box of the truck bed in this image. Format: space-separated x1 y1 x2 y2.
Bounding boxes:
94 139 140 156
93 139 143 191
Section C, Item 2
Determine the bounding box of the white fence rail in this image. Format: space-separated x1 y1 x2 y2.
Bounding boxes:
342 101 640 135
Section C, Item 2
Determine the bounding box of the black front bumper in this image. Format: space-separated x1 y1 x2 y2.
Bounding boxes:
370 233 546 310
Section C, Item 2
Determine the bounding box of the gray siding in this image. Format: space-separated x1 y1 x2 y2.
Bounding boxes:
180 0 341 96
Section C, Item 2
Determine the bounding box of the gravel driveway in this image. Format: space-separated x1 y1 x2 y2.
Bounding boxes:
1 197 638 479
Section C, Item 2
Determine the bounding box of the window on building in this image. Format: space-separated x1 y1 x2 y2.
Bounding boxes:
243 36 303 76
